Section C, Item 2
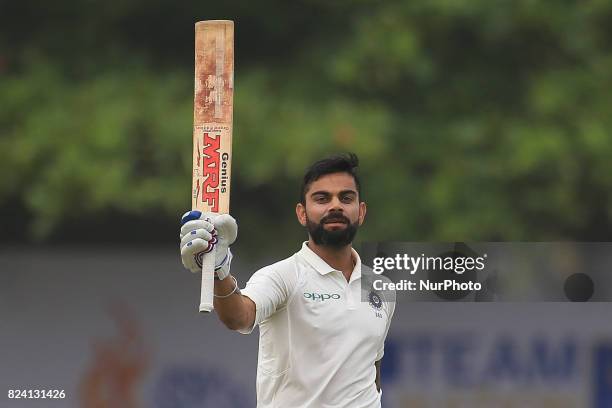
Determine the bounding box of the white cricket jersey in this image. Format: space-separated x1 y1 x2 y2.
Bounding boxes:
240 242 395 408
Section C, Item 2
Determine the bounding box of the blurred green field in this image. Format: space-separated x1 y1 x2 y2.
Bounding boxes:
2 1 612 255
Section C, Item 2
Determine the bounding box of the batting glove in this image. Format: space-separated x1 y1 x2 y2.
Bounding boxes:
180 210 237 280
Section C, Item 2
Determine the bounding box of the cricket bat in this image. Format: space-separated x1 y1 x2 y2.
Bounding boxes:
192 20 234 312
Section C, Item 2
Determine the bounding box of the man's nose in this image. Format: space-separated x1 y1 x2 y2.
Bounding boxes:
328 196 344 211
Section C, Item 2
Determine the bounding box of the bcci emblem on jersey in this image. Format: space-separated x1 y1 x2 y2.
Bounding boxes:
368 291 383 310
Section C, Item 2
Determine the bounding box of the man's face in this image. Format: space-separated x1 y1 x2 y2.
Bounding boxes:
296 172 366 248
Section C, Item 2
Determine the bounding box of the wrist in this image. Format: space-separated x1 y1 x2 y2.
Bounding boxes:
214 275 241 298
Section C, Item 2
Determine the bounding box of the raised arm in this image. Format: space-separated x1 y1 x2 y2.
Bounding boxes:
213 275 256 331
179 210 295 333
179 211 253 330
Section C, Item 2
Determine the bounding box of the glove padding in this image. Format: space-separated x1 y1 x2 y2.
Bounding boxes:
180 210 237 280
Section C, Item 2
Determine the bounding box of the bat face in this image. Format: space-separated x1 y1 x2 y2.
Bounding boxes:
192 21 234 215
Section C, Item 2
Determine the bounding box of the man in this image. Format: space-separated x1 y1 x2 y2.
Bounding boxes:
179 153 395 407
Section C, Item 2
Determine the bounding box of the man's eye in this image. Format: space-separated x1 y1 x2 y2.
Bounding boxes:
341 195 354 203
315 196 328 203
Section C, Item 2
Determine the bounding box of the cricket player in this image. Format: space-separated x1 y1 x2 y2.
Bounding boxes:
179 153 395 407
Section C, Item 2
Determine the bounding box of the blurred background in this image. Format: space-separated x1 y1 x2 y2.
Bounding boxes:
2 1 612 407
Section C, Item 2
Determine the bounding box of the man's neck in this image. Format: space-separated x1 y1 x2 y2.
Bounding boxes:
306 239 355 281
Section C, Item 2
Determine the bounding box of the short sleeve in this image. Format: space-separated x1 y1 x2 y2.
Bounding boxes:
238 257 298 334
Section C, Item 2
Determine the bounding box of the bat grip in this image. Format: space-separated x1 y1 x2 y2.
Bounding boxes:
199 249 216 312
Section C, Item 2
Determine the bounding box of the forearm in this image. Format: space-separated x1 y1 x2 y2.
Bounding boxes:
214 275 255 331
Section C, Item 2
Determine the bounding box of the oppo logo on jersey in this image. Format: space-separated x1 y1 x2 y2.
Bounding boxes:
303 292 341 302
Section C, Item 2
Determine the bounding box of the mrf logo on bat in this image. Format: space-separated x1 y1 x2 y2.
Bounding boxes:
194 126 230 212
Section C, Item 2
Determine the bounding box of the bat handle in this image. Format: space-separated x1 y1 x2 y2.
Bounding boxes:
199 249 215 312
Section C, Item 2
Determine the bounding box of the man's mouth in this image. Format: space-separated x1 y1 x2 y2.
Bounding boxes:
323 218 348 227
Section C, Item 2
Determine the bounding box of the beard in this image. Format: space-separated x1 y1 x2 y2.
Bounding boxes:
306 211 359 248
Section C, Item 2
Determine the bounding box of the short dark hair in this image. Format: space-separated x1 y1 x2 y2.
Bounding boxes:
300 153 361 204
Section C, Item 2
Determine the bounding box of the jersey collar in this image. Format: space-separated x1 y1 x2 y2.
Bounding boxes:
298 241 362 281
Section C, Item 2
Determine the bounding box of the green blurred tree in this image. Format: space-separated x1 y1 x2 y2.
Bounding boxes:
2 0 612 253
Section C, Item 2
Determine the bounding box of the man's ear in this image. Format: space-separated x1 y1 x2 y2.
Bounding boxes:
296 203 307 226
358 201 367 226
